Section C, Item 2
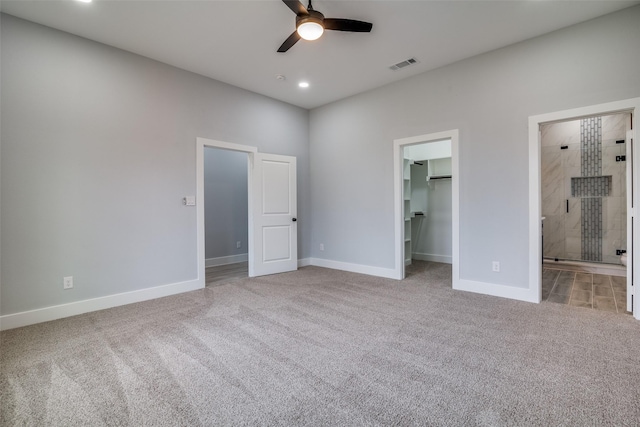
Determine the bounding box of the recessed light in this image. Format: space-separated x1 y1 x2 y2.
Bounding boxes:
76 0 92 3
275 74 286 81
298 82 310 88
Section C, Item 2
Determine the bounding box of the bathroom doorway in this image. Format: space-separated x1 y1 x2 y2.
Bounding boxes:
529 98 639 320
540 113 632 314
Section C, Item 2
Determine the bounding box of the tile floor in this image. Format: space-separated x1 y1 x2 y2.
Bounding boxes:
542 268 630 314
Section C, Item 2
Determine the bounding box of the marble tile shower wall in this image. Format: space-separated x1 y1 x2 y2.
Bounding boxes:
541 113 629 264
580 117 603 261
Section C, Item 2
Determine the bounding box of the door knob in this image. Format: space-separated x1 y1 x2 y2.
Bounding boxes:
292 218 297 222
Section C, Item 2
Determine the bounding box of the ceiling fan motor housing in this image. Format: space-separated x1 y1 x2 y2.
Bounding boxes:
296 9 324 27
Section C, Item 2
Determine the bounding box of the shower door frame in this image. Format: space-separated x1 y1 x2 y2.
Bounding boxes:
529 97 640 320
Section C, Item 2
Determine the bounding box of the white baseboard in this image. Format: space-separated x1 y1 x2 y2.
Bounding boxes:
308 257 397 279
298 258 312 267
205 253 248 267
453 278 539 303
0 260 544 331
412 252 452 264
0 279 204 331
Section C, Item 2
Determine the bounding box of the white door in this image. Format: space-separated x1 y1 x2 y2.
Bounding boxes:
249 153 298 277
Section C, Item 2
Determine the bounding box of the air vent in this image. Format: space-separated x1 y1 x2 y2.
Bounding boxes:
389 57 418 71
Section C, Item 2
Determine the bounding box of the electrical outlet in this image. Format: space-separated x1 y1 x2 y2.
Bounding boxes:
492 262 500 272
63 276 73 289
320 243 324 251
236 241 241 249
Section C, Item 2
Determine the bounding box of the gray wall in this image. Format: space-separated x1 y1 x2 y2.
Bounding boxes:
204 147 248 260
0 14 310 315
309 6 640 287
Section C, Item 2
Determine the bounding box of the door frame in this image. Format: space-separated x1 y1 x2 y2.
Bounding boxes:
196 137 257 286
393 129 460 282
528 98 640 320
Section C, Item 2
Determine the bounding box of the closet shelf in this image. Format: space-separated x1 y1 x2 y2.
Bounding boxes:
404 212 425 220
427 175 452 181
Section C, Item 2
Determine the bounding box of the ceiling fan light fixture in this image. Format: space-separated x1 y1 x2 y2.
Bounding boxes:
297 17 324 41
278 0 372 53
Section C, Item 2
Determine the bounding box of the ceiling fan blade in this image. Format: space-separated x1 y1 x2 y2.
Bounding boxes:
277 31 302 53
324 18 372 32
282 0 308 16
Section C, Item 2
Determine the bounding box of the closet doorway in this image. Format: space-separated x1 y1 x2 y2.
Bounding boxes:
393 130 460 283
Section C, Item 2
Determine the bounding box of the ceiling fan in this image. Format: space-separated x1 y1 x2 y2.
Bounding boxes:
277 0 373 53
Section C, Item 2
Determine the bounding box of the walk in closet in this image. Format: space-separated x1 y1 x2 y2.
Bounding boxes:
403 140 453 265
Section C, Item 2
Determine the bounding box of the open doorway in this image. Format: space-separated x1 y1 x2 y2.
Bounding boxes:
393 130 460 283
203 147 249 286
539 113 630 314
529 98 640 320
196 137 298 286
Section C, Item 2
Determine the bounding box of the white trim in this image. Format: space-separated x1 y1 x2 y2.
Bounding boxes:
309 258 397 279
0 279 202 331
455 279 538 303
196 137 257 283
412 252 452 264
196 137 258 154
205 254 248 267
393 130 460 285
528 98 640 320
626 128 634 313
298 258 312 267
528 117 543 304
393 139 403 280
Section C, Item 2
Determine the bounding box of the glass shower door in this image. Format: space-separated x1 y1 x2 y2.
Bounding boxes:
541 114 628 264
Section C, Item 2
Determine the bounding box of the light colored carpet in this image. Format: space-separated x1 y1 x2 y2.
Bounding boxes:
1 261 639 426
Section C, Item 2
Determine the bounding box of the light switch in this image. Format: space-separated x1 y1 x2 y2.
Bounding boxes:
183 196 196 206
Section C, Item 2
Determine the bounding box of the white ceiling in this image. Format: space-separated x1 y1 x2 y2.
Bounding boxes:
2 0 638 109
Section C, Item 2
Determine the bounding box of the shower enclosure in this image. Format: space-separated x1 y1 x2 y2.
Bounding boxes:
541 113 629 265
